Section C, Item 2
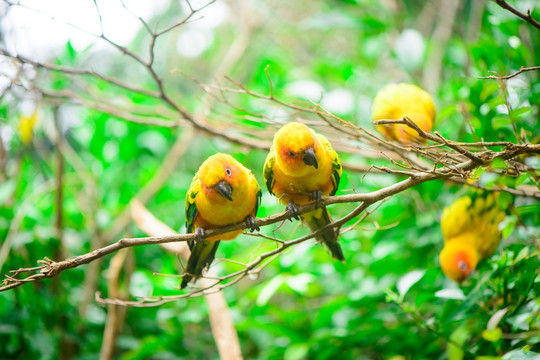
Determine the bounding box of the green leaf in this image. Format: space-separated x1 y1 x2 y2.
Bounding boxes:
502 349 540 360
510 106 532 118
447 325 469 360
284 343 309 360
397 269 425 298
482 328 502 342
486 307 508 330
256 275 286 306
492 116 512 129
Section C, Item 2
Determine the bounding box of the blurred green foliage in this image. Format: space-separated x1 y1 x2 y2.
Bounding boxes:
0 0 539 359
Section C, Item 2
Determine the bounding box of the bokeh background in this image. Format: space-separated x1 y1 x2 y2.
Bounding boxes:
0 0 539 359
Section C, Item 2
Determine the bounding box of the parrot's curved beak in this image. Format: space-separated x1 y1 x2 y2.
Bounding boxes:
302 147 318 169
214 180 233 201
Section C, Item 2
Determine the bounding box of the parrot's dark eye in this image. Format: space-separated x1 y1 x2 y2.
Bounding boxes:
225 168 232 176
288 150 296 157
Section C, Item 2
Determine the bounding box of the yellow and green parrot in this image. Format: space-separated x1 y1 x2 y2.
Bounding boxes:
182 153 261 289
439 192 506 283
263 122 344 261
372 83 436 144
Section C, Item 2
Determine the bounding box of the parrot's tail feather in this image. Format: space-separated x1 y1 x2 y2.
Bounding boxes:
180 240 221 289
303 207 345 262
180 274 192 289
324 239 345 263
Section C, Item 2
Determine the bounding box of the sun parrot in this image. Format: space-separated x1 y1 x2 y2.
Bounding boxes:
18 111 39 145
371 83 436 144
181 153 261 289
263 122 344 262
439 192 506 283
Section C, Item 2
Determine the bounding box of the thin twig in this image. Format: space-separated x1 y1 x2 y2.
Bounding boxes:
479 65 540 80
493 0 540 30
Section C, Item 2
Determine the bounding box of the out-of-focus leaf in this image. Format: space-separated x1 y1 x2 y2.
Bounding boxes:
511 106 532 118
256 274 286 306
285 273 315 294
284 343 309 360
482 328 503 342
447 325 469 360
129 271 154 298
487 308 509 330
0 180 15 205
502 348 540 360
397 270 425 297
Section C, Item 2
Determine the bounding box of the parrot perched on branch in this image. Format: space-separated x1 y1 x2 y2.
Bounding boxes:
181 153 261 289
263 122 344 262
372 83 436 144
439 192 506 283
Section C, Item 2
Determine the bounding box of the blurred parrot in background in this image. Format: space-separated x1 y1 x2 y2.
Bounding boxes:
181 153 261 289
372 83 436 144
18 111 39 145
263 122 344 262
439 192 506 283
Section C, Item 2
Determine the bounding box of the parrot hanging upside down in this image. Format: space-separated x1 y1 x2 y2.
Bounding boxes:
439 192 506 283
181 153 261 289
263 122 345 262
372 83 436 144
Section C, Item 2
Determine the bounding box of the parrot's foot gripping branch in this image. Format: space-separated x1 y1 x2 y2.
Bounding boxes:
195 227 206 242
309 190 324 208
286 201 301 221
244 215 259 232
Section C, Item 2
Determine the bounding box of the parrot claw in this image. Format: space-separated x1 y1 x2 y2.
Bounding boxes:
195 227 206 242
245 215 259 232
286 201 300 221
309 190 324 208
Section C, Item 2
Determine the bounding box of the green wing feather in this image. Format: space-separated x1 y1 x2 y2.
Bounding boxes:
185 173 201 249
181 240 220 289
182 167 262 289
249 170 262 216
263 146 276 195
317 134 342 195
182 172 222 289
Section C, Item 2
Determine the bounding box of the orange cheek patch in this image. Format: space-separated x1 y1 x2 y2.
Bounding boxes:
455 251 472 276
279 146 299 166
201 183 216 197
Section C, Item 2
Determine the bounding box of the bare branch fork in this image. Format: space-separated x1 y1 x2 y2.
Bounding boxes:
372 117 539 162
1 0 266 149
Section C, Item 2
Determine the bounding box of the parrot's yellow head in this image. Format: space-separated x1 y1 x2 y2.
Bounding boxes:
372 83 436 145
393 112 433 145
273 122 321 177
439 239 479 283
198 153 248 202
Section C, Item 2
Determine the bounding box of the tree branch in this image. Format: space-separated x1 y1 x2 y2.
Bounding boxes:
479 65 540 80
2 134 538 293
494 0 540 30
